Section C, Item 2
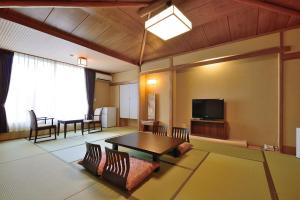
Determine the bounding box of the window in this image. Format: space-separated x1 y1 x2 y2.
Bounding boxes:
5 53 88 132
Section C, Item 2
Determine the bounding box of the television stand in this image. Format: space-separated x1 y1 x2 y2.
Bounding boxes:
190 119 227 139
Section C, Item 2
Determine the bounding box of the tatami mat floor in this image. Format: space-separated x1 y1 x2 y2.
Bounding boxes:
0 127 299 200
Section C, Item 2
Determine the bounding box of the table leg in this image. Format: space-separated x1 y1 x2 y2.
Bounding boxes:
153 154 160 172
112 144 118 150
81 122 84 136
74 123 76 133
64 123 67 139
57 122 60 136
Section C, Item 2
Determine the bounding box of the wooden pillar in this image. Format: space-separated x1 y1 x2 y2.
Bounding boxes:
168 57 174 136
278 31 284 152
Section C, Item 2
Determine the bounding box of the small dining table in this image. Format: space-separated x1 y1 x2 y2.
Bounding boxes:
57 119 84 138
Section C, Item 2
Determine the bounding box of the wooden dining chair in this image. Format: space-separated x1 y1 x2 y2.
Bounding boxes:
28 110 57 143
172 127 192 156
152 125 168 136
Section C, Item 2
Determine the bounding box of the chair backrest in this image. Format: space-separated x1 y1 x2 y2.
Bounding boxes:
153 125 168 136
82 142 102 175
103 147 130 190
172 127 190 142
28 110 37 130
93 108 103 121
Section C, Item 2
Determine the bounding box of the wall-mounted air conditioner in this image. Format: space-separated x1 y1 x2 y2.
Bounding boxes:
96 73 112 82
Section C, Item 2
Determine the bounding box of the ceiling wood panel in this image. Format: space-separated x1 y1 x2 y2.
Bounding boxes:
45 8 89 33
287 17 300 26
203 17 231 45
3 0 300 64
12 8 52 22
258 9 290 34
72 15 110 41
228 7 258 40
182 25 210 50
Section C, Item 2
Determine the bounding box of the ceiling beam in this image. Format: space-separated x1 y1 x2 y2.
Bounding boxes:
0 0 150 8
234 0 300 18
138 0 169 17
0 9 137 65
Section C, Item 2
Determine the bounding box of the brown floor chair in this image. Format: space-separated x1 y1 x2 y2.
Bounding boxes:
79 143 159 191
172 127 193 156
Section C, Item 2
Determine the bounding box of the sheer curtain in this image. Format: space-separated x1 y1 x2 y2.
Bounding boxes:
5 53 88 132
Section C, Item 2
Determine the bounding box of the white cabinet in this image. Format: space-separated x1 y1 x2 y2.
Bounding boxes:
120 83 138 119
101 107 116 128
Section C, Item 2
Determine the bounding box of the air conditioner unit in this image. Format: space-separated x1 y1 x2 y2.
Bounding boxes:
96 73 112 81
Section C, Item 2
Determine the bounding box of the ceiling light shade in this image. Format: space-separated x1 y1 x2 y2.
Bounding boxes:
78 57 87 67
145 5 192 40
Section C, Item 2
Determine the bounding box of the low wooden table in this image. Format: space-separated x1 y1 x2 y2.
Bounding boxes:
57 119 84 138
105 132 184 162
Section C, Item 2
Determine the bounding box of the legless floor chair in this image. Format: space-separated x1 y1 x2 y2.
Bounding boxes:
79 143 159 191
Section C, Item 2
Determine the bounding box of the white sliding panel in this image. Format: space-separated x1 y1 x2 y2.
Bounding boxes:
129 83 138 119
120 84 130 118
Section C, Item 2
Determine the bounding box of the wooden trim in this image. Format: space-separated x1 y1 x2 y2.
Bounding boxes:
138 0 169 17
282 145 296 155
0 9 137 65
109 80 138 86
168 58 174 136
278 32 284 152
283 51 300 60
175 46 291 71
144 24 300 63
140 67 172 75
139 14 150 66
0 1 149 7
234 0 300 19
262 152 279 200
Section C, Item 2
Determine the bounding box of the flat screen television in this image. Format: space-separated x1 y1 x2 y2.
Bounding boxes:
192 99 224 120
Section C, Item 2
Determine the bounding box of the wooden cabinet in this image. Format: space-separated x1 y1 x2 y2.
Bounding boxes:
190 119 227 139
120 83 138 119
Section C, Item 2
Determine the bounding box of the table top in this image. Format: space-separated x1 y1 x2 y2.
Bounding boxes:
105 132 184 155
57 119 83 123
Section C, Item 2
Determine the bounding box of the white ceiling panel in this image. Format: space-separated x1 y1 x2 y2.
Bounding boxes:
0 18 138 73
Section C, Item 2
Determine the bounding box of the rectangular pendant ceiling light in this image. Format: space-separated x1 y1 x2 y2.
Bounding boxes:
145 5 192 40
78 57 87 67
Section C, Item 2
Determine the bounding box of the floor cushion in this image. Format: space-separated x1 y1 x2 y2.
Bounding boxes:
97 153 160 191
177 142 193 155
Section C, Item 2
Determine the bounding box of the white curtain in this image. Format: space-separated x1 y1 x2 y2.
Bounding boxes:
5 53 88 132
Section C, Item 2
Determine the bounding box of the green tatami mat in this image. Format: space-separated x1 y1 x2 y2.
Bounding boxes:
175 153 271 200
160 149 208 169
0 139 46 163
67 182 129 200
264 151 300 200
0 153 94 200
132 162 192 200
37 132 119 151
191 138 264 162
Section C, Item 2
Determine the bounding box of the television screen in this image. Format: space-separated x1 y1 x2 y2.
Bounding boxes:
192 99 224 120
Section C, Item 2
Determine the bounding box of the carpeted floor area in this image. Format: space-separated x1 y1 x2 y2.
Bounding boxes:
0 127 299 200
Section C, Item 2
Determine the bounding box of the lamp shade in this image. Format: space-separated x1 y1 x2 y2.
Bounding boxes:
145 5 192 40
78 57 87 67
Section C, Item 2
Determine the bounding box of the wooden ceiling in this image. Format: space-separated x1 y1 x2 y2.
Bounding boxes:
1 0 300 65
